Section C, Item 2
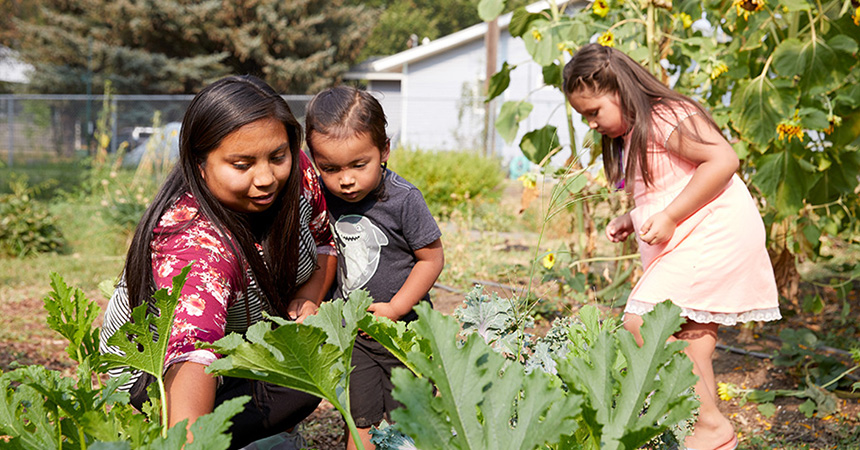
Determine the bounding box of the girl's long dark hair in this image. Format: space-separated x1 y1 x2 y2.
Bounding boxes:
124 75 303 316
563 43 719 187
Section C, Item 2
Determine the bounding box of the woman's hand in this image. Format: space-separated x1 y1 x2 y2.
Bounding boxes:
287 297 319 323
639 211 676 245
606 213 634 242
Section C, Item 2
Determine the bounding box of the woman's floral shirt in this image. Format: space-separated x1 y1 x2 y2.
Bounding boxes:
151 151 334 368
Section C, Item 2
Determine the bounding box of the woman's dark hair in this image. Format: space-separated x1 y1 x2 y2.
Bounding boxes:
124 75 303 316
563 43 719 187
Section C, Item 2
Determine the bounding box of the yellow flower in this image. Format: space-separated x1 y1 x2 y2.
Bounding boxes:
710 62 729 79
823 114 841 135
776 110 804 143
518 174 537 189
597 31 615 47
854 6 860 26
593 0 610 17
532 29 543 41
734 0 765 20
718 382 738 401
542 252 556 269
675 12 692 29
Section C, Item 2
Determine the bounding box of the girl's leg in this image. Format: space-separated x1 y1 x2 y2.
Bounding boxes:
675 321 735 450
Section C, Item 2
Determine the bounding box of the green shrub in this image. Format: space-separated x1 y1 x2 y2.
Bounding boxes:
388 147 504 218
0 161 88 200
0 176 66 257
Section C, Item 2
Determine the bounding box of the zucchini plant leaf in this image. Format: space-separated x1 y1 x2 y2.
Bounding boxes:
390 303 583 450
101 265 192 377
44 272 102 365
185 396 250 450
358 313 424 376
206 292 372 428
0 371 57 449
556 301 698 450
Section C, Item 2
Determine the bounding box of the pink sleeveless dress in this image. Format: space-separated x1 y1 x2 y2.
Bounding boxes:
623 102 781 325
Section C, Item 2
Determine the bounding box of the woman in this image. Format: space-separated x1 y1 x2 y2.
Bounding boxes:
100 75 337 449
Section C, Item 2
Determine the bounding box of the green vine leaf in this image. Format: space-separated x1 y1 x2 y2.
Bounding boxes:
509 7 543 38
752 150 820 218
390 303 584 450
477 0 504 22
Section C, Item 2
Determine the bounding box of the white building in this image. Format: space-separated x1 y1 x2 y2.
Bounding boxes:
344 1 589 165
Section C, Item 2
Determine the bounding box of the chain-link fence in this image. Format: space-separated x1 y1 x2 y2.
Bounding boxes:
0 94 312 166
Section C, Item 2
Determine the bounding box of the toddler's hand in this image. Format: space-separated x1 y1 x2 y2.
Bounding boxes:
367 302 401 322
639 211 675 245
606 213 634 243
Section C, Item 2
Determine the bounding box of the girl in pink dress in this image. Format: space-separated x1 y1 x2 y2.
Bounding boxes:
563 44 780 450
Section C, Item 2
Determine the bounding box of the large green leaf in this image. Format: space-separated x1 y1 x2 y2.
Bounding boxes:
542 62 563 89
780 0 811 11
206 292 372 439
102 265 192 378
752 149 820 219
486 61 515 102
729 76 796 149
390 303 584 450
522 18 557 66
509 7 544 38
806 148 860 204
772 36 844 90
495 100 534 144
184 396 249 450
555 301 698 450
357 313 424 376
520 125 560 165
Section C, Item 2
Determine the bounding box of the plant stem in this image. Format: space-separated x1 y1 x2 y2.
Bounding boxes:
646 3 657 76
157 376 169 438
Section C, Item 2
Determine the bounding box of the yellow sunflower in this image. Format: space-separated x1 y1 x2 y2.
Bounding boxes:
776 110 804 143
597 31 615 47
593 0 610 18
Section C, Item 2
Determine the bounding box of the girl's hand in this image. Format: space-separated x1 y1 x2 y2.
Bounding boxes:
606 213 634 242
367 302 402 322
640 211 676 245
287 297 319 323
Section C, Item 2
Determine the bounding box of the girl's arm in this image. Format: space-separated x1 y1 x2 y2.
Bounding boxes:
288 253 337 323
368 238 444 321
606 212 634 242
640 114 738 245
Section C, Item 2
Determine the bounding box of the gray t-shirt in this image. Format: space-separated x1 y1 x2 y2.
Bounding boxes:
323 169 441 321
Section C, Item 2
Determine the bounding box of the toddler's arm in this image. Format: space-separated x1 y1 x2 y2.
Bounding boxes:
288 253 337 323
606 212 634 243
368 238 444 321
640 114 738 245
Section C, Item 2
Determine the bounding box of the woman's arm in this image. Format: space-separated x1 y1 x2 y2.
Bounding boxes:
640 114 738 245
368 238 444 321
164 361 217 438
288 253 337 323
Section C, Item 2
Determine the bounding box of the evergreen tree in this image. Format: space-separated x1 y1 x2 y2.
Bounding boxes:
354 0 531 60
14 0 376 94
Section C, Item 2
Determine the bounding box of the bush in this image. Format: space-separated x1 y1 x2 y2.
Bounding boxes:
0 176 66 257
387 147 504 218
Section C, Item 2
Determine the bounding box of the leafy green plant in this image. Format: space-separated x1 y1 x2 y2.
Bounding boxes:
387 146 504 218
0 269 245 449
206 291 375 450
0 175 66 257
360 296 697 449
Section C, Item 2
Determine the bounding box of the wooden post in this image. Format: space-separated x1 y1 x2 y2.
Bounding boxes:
483 18 499 156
